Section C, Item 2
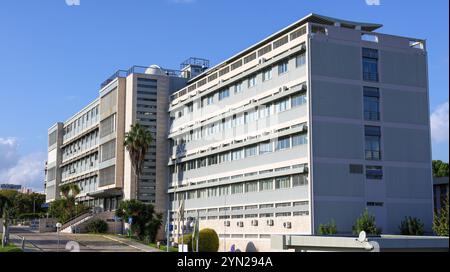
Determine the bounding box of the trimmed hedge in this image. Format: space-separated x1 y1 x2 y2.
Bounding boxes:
182 228 219 252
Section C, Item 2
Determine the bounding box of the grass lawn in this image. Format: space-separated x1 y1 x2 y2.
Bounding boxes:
0 244 22 252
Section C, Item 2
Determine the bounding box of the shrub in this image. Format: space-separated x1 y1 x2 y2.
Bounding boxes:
197 228 219 252
433 194 449 236
181 228 219 252
86 218 108 234
399 216 424 235
115 200 162 242
318 219 338 235
352 209 381 236
181 233 193 251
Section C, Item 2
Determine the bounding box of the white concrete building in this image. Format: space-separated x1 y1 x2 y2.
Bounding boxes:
167 14 433 251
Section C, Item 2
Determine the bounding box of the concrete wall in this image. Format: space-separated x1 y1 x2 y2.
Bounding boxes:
309 24 432 234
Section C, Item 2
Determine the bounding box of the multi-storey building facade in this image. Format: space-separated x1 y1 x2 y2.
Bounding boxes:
167 14 433 251
46 65 187 216
45 13 433 252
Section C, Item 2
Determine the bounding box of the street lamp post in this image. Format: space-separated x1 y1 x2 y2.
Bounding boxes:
56 222 62 252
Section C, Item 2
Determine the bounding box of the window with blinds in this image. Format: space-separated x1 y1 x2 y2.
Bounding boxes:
99 165 115 187
273 35 289 49
101 140 116 162
100 114 116 138
48 131 57 146
47 167 56 181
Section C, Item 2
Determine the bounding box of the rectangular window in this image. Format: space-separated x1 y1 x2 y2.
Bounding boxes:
291 93 306 107
278 60 288 74
296 53 306 67
99 165 115 187
362 48 379 82
365 126 381 160
275 176 290 189
245 181 258 193
248 76 256 88
262 68 272 81
364 87 380 121
100 114 116 138
231 149 243 161
259 141 273 154
275 98 289 113
276 136 291 151
292 174 308 187
208 187 217 197
366 165 383 179
100 140 116 162
245 145 257 157
292 133 307 147
218 88 230 101
186 102 193 113
219 152 230 163
234 82 242 94
259 179 273 191
230 183 243 194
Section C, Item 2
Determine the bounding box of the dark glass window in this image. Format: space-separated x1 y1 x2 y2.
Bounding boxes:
362 48 379 82
364 87 380 121
365 126 381 160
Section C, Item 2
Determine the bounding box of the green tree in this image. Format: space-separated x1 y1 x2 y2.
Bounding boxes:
48 184 87 223
433 194 449 236
115 199 162 242
318 219 338 235
124 123 153 198
0 195 11 247
353 208 381 236
432 160 449 177
399 216 424 235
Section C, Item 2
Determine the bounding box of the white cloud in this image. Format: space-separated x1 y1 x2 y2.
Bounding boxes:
0 137 19 171
431 101 449 143
0 137 46 191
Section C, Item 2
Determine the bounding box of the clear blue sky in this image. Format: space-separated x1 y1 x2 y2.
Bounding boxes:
0 0 448 190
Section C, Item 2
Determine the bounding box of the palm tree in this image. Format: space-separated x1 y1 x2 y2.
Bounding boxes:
124 123 153 200
59 183 81 219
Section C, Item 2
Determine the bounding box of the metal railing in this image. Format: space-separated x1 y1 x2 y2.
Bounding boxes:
100 65 183 88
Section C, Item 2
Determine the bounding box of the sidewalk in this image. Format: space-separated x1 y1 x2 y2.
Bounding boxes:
102 235 163 252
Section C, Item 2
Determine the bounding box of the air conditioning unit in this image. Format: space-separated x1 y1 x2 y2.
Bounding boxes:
237 221 244 227
266 219 274 226
251 220 258 226
258 58 267 65
224 221 230 227
283 222 292 229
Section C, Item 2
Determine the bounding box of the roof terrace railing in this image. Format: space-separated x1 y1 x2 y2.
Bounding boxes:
100 65 183 88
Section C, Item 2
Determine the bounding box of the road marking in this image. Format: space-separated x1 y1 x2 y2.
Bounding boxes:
102 235 150 252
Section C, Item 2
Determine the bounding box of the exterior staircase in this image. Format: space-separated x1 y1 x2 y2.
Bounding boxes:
60 212 93 233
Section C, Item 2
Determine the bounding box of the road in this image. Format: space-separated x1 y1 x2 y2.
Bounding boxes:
9 226 161 252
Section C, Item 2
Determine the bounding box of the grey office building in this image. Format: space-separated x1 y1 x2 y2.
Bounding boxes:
167 14 432 251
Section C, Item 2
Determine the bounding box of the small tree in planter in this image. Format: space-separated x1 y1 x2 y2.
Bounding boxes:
352 208 381 236
399 216 424 235
318 219 338 235
433 194 449 236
